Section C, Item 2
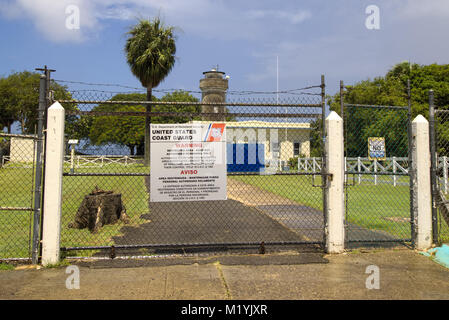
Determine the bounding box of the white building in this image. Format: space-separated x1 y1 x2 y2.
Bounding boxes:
9 137 36 162
193 120 311 163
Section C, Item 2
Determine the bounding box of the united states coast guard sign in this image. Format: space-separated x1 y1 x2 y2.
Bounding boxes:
150 123 227 202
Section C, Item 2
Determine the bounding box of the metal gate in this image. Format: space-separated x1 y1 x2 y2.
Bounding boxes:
342 87 413 245
0 133 40 261
429 92 449 245
0 70 48 263
56 79 329 257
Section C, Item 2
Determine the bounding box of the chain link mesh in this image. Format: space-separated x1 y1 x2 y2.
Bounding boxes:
56 88 327 257
434 110 449 244
0 133 37 260
344 105 412 243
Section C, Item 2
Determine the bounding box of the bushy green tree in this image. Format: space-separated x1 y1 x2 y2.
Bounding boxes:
0 71 72 134
88 91 200 155
88 93 147 155
327 62 449 157
156 90 200 123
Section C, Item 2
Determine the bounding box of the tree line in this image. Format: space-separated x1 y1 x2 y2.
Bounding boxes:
308 62 449 157
0 70 201 155
0 71 73 134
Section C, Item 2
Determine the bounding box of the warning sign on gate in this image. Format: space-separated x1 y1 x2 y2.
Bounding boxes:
368 137 386 160
150 123 227 202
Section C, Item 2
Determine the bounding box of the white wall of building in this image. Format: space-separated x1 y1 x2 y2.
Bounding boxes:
10 138 36 162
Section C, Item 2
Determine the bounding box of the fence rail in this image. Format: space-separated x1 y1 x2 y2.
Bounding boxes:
5 154 448 191
63 155 143 168
6 153 449 191
298 157 410 186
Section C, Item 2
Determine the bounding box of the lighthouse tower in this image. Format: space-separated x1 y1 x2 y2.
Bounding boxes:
199 68 229 121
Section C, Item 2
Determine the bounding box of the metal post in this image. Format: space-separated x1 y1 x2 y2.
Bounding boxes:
341 81 346 186
407 79 416 246
340 80 344 118
429 89 438 244
444 156 448 194
31 74 46 264
321 75 328 245
35 65 55 262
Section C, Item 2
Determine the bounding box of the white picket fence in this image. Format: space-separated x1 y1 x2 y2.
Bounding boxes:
3 153 449 193
298 156 449 191
64 155 143 168
298 157 410 186
0 156 34 168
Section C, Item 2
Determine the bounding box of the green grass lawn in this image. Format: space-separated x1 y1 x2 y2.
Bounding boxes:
0 166 35 259
2 162 448 258
231 174 413 240
60 164 149 253
0 163 149 259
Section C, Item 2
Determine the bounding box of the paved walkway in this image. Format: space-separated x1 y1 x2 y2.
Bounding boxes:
227 178 324 242
1 249 448 300
227 179 397 243
110 178 399 249
112 177 311 247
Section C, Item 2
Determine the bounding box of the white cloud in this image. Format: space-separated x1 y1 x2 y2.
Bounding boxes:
0 0 225 42
0 0 312 43
0 0 100 42
396 0 449 19
3 0 449 96
245 1 449 93
247 9 312 24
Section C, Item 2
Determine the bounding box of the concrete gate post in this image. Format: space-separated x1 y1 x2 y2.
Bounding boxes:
412 115 432 250
41 102 65 266
325 111 345 253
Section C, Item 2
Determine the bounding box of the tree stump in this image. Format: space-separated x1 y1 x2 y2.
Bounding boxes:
68 187 129 233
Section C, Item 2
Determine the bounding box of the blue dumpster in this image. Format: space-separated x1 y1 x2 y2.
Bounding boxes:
227 143 265 173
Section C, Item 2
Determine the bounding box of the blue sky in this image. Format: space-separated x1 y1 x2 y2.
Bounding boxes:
1 0 449 98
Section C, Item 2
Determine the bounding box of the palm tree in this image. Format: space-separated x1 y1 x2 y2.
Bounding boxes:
125 17 177 166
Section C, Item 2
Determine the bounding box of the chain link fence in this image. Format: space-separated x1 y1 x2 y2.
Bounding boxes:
55 85 329 257
0 133 38 260
343 104 413 244
4 73 440 261
432 109 449 244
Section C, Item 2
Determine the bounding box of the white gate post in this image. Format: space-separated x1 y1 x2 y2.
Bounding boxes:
325 111 345 253
41 102 65 266
412 115 432 250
